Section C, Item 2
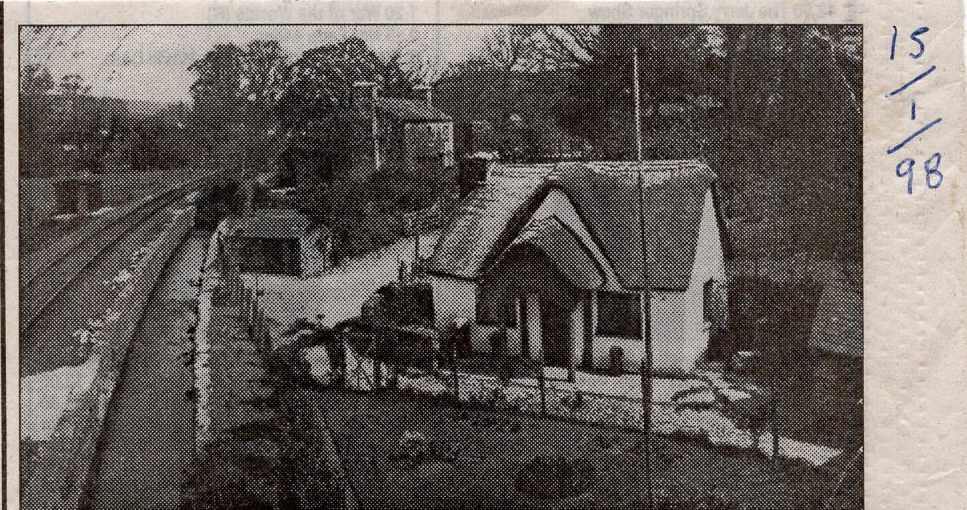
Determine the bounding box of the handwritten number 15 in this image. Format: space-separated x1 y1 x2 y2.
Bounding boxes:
896 153 943 194
891 26 930 60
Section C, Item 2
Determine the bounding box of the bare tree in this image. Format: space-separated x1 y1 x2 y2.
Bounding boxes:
240 40 289 110
482 25 545 73
538 25 601 68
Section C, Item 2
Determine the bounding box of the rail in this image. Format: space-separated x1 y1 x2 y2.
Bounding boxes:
21 206 198 510
19 171 224 334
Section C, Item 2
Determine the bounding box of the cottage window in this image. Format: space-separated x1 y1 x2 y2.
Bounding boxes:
596 291 641 338
476 284 517 327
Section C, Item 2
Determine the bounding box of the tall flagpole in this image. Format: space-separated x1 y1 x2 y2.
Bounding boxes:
633 45 644 162
633 44 654 510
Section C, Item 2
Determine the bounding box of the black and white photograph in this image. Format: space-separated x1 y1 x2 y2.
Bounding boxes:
16 23 864 509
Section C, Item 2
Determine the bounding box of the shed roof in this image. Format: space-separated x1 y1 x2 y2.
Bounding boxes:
375 97 452 122
427 160 719 290
810 281 863 358
232 209 312 239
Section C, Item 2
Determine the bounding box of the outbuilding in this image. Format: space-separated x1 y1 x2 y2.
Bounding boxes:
226 208 330 278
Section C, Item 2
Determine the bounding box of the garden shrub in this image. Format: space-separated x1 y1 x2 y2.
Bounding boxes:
515 456 595 500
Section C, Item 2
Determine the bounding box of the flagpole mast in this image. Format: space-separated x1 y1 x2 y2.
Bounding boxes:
633 45 644 162
633 44 654 510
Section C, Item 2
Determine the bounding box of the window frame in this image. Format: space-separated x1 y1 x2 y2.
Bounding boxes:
239 236 301 277
475 284 518 328
595 290 642 338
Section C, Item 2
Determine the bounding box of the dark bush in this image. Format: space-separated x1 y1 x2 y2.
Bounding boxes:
515 456 595 500
608 346 625 375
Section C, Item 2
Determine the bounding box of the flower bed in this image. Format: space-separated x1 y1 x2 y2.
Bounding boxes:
391 364 843 467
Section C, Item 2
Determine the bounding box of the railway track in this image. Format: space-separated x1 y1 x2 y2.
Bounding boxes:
18 172 224 375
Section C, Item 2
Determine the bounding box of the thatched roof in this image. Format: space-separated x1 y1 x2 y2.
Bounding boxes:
427 160 720 291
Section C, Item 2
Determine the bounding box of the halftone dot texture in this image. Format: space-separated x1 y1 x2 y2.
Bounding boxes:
19 25 862 509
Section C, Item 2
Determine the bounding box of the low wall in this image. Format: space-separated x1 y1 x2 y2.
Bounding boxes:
341 344 843 469
188 222 359 507
191 227 221 452
21 206 197 510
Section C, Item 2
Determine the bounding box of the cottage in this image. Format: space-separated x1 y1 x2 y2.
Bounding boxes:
226 208 331 278
349 82 455 180
427 159 729 376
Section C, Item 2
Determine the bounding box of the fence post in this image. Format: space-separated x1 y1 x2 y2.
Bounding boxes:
538 358 547 417
640 359 653 510
246 289 254 342
451 339 460 404
341 333 349 390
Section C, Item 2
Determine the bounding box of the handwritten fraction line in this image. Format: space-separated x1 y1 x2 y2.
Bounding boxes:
886 117 942 154
885 65 937 97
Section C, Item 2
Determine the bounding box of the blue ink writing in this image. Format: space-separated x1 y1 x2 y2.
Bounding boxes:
890 26 898 60
909 27 930 59
894 154 944 194
925 153 943 189
887 117 942 154
886 65 936 97
896 158 915 194
887 25 943 194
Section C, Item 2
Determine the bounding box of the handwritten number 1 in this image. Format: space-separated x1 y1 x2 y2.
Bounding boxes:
890 26 898 60
896 158 915 194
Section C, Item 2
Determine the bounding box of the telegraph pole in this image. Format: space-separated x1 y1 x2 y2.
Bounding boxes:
632 44 655 510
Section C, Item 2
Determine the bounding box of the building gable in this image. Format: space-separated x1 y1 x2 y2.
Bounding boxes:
428 160 722 291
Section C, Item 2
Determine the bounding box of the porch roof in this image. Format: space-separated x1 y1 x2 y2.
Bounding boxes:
496 216 604 289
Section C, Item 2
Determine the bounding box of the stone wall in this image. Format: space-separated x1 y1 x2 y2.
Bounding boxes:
21 206 196 510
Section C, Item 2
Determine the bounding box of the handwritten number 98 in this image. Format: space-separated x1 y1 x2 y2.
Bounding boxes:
896 153 943 194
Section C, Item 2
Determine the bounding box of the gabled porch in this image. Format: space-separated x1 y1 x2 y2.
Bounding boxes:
471 216 604 380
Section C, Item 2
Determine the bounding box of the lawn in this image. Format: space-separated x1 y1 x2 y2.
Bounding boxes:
311 388 839 509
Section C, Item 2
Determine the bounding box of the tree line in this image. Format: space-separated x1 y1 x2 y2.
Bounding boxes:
20 25 862 266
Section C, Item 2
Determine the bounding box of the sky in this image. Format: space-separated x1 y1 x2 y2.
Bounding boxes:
20 25 497 103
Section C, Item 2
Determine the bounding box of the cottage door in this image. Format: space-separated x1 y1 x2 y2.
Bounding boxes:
540 297 568 367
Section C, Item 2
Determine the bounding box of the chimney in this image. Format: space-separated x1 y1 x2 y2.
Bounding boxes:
458 152 497 199
413 83 433 106
352 81 380 117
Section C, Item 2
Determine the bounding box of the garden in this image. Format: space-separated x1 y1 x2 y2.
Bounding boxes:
312 387 835 509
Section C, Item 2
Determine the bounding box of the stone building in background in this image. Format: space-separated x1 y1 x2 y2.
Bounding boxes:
348 82 454 181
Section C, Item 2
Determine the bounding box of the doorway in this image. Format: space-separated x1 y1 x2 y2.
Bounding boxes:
540 297 569 367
